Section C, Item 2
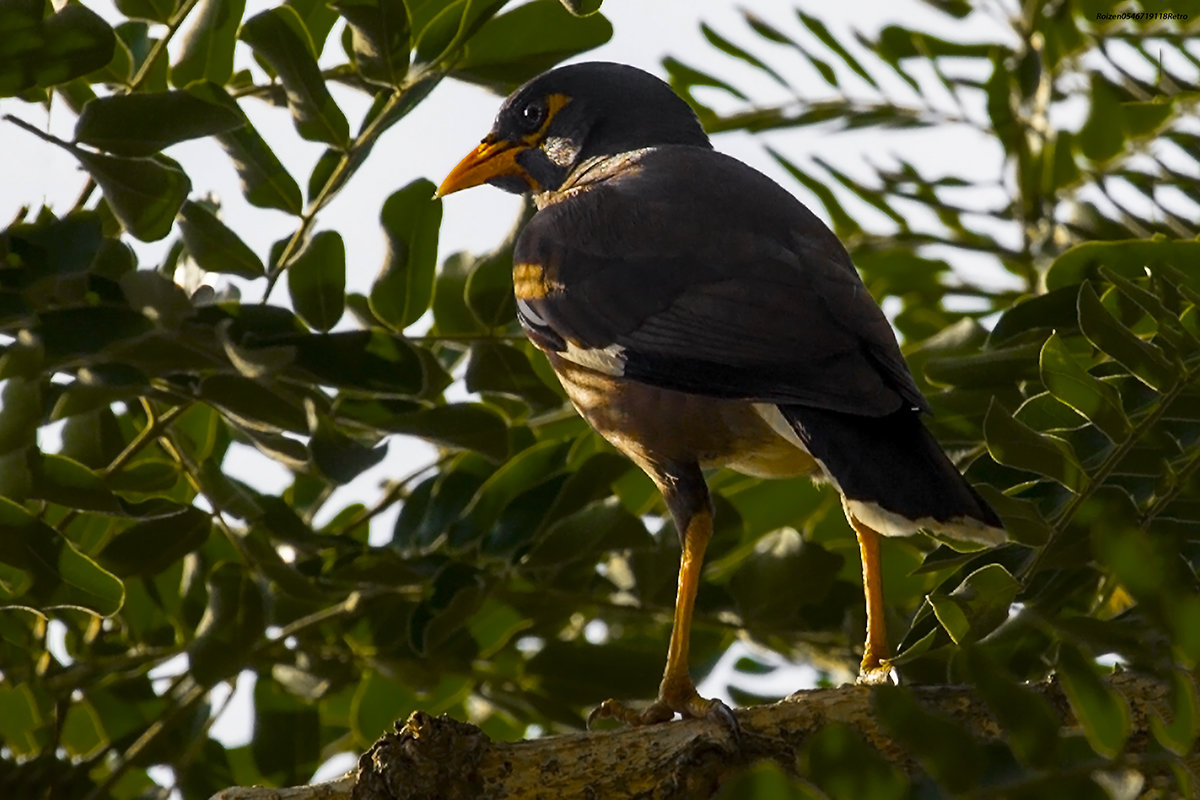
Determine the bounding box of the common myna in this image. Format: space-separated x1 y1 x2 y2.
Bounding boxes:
437 61 1005 726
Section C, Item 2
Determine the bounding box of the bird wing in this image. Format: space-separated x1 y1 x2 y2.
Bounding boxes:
514 146 927 418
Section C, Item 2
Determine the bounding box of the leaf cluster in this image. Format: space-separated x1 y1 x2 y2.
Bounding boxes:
1 0 1199 798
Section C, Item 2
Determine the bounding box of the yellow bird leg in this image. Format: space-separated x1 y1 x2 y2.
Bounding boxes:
589 470 735 730
847 511 893 684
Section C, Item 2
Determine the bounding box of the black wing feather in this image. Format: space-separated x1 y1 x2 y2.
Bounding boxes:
516 146 927 417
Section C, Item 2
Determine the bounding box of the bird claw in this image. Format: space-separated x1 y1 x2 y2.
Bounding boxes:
587 698 675 729
587 693 741 747
856 660 896 685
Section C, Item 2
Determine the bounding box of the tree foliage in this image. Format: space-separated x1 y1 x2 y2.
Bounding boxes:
1 0 1198 798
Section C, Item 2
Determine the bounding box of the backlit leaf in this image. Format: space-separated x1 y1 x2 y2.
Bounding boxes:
984 399 1086 492
287 230 345 332
1078 282 1175 391
172 0 246 86
239 6 350 147
75 90 242 156
369 179 442 330
1040 333 1130 442
178 200 265 279
1057 644 1131 759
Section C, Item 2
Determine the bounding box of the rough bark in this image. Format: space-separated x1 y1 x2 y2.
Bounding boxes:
211 671 1196 800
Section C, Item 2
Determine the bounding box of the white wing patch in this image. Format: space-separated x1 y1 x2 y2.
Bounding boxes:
559 341 627 376
844 497 1007 546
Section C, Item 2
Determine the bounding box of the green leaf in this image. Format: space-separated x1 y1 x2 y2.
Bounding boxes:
0 497 125 616
187 81 304 214
924 340 1042 388
291 330 432 395
351 669 417 745
178 200 266 278
928 594 970 644
932 564 1020 645
556 0 603 16
75 90 243 157
700 23 788 88
172 0 247 86
0 684 51 757
1040 333 1130 442
1151 671 1200 757
36 307 154 365
873 684 988 793
306 147 342 202
663 55 747 102
368 403 508 462
430 252 484 336
799 723 908 800
1078 282 1175 391
465 248 516 329
971 485 1052 547
287 230 345 332
308 404 387 484
450 0 613 92
465 342 562 410
984 399 1086 492
369 179 442 331
522 497 649 568
988 286 1081 346
409 561 485 654
0 378 41 455
239 6 350 147
1046 239 1200 293
713 761 811 800
198 374 308 433
116 0 177 23
1056 644 1131 759
450 440 569 548
187 561 265 685
285 0 339 56
393 467 487 551
412 0 505 67
251 677 321 785
1078 74 1125 163
60 697 107 760
1 210 103 276
330 0 410 87
0 3 115 97
32 453 123 513
963 647 1061 768
99 507 212 577
797 10 877 88
729 529 843 627
71 149 191 242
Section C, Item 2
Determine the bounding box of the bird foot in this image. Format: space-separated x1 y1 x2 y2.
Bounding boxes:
856 660 896 685
587 690 739 736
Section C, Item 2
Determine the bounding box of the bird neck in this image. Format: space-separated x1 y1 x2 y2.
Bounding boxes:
533 148 654 209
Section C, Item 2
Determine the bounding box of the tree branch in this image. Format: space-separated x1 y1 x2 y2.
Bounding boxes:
209 671 1194 800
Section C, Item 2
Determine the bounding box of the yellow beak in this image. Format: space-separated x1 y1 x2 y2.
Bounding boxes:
436 136 536 197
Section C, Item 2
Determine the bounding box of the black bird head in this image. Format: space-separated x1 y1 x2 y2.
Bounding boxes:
437 61 711 197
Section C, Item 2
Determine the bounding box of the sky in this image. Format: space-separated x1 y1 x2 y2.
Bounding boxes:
2 0 1030 787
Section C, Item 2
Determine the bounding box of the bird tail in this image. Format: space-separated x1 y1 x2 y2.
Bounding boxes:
779 404 1005 546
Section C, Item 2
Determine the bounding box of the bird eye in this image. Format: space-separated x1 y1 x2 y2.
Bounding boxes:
521 101 547 131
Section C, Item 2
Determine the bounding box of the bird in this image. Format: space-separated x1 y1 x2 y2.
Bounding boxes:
436 61 1005 727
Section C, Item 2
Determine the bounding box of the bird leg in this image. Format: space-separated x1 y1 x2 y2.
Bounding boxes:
589 464 736 729
846 509 893 684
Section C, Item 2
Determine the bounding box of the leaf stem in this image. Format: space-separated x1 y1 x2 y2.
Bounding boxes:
262 73 441 302
128 0 202 93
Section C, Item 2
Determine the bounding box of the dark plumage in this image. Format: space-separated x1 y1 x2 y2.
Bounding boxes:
438 61 1005 726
